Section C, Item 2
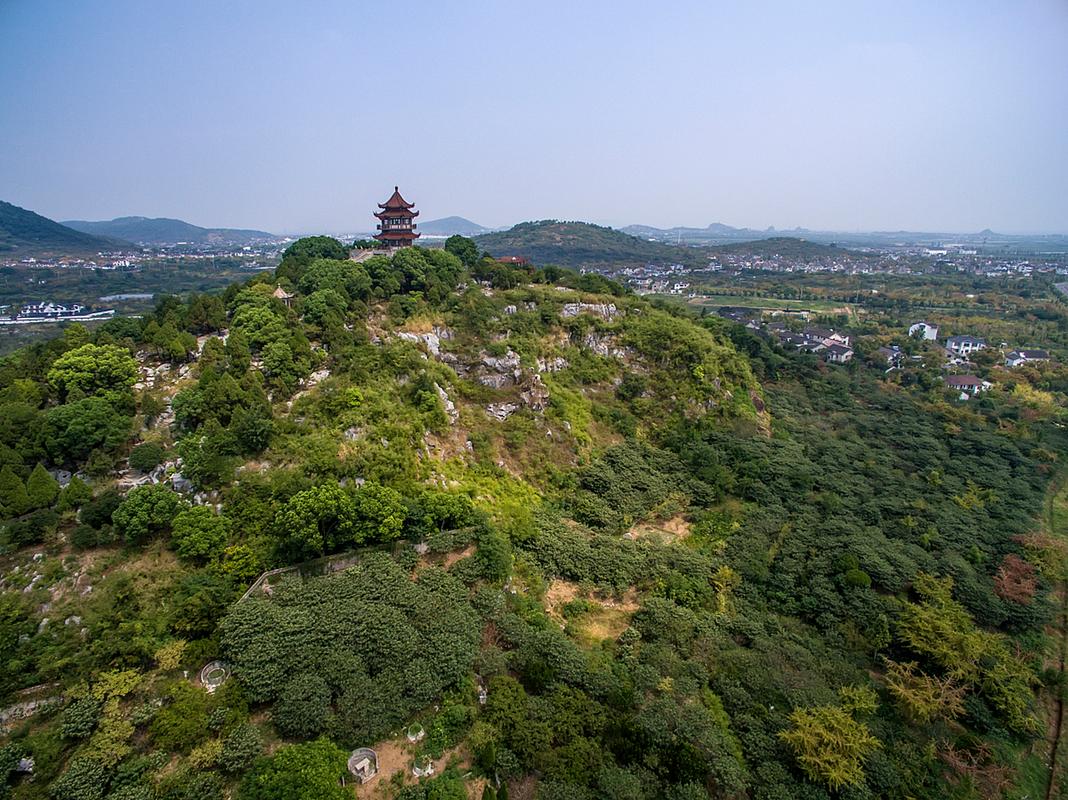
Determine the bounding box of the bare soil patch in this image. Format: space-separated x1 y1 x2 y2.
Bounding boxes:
628 514 692 543
353 739 472 798
544 579 638 644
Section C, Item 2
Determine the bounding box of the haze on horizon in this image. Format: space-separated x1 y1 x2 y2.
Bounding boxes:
1 0 1066 236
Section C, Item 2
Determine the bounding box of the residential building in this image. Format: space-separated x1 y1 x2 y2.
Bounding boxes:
908 321 938 340
874 346 905 367
1005 349 1050 367
945 374 991 399
804 326 851 347
824 343 854 364
945 335 986 356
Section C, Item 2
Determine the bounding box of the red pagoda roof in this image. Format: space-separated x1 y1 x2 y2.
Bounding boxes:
378 186 415 210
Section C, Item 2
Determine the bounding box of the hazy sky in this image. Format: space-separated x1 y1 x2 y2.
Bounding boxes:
2 1 1066 234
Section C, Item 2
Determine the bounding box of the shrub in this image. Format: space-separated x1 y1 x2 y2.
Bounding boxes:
129 442 165 473
273 674 331 739
112 485 186 545
171 507 231 563
219 723 264 774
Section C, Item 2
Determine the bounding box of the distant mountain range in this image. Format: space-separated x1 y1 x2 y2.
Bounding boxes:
62 216 278 246
0 201 128 256
620 222 1068 250
417 216 493 237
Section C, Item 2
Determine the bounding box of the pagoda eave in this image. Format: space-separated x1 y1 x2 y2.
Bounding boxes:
374 209 419 219
373 233 421 242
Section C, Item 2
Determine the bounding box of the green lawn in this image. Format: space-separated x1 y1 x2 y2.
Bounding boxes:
655 293 853 313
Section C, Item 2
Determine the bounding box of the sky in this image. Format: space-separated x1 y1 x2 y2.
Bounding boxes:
1 0 1066 234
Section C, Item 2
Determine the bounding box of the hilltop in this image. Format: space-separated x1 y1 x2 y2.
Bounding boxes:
475 219 705 267
622 221 770 243
712 235 861 260
417 216 491 236
0 200 128 255
62 216 277 246
0 234 1064 800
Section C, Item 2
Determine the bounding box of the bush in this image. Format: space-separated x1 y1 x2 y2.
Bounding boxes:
171 507 231 563
150 683 211 752
112 485 186 545
273 674 331 739
80 490 122 529
71 523 108 550
129 442 165 473
61 696 103 740
219 723 264 774
238 739 349 800
48 756 108 800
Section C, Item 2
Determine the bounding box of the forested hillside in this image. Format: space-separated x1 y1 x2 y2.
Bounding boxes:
0 202 126 256
61 218 276 247
0 234 1065 800
474 221 707 268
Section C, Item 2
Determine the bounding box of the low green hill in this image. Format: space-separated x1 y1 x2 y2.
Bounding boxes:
62 216 277 246
712 235 863 260
0 200 127 255
475 220 707 267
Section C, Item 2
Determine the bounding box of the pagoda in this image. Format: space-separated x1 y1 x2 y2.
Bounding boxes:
373 186 420 247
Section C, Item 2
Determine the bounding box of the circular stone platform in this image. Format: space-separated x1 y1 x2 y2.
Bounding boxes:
198 660 231 693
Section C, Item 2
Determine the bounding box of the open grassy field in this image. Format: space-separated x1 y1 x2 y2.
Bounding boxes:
652 293 854 314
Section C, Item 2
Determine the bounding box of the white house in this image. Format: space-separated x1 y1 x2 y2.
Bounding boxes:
945 335 986 356
824 343 854 364
1005 349 1050 367
945 374 992 399
908 321 938 341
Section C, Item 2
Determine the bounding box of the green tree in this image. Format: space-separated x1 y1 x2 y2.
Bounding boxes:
230 405 273 454
297 259 370 302
276 236 349 284
351 482 406 544
129 442 165 473
230 305 288 353
45 397 131 463
261 341 299 394
186 294 227 333
171 506 231 563
219 722 264 774
26 462 60 509
0 465 30 517
57 475 92 513
112 484 186 545
444 235 479 268
276 483 356 557
47 343 138 400
239 739 349 800
272 674 331 739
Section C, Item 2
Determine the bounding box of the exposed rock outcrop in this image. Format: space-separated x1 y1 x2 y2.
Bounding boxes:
561 302 621 320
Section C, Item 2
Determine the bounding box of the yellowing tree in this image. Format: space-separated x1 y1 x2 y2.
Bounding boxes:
779 705 880 790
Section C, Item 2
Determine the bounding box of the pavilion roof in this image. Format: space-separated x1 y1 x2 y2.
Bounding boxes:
378 186 415 210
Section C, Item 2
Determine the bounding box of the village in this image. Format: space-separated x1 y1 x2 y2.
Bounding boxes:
714 306 1053 400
